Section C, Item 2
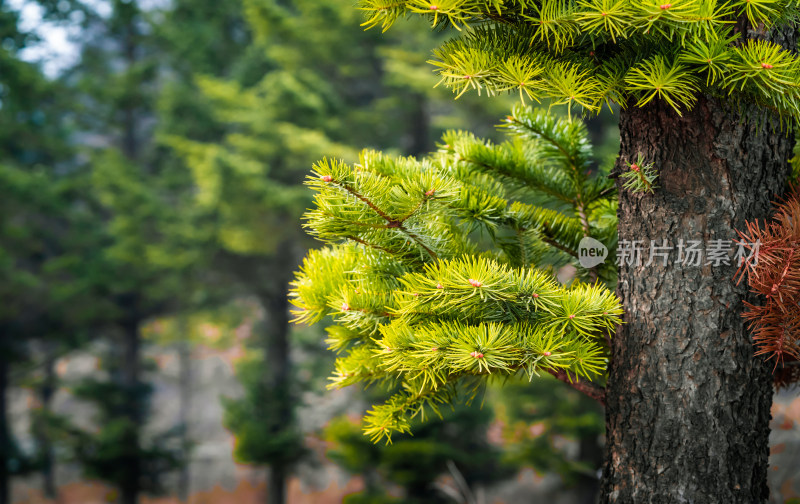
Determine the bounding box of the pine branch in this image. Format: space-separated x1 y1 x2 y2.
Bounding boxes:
736 188 800 386
346 235 396 255
545 368 606 405
541 236 580 258
331 178 397 224
356 0 800 119
294 110 623 442
619 153 658 194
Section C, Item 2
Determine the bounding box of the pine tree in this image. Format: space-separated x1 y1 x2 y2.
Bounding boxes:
162 2 521 502
325 400 509 503
44 1 196 502
493 376 606 502
57 152 187 504
296 1 799 501
0 4 78 502
162 28 352 504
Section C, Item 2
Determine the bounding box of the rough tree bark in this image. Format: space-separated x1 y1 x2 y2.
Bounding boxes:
601 95 794 502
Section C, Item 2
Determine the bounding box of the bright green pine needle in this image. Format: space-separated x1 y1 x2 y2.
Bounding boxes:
625 55 701 115
355 0 800 120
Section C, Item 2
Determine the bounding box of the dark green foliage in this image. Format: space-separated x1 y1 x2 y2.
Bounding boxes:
61 378 180 495
25 0 211 500
221 348 305 467
0 4 84 499
326 393 511 503
494 375 604 485
48 324 184 497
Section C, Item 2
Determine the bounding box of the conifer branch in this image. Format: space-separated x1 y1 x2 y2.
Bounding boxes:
295 110 623 442
620 154 658 194
457 150 573 204
336 180 397 223
736 188 800 386
545 368 606 406
541 236 580 258
346 235 396 255
402 229 440 260
358 0 800 119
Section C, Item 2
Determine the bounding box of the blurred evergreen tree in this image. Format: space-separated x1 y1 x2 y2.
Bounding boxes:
325 396 511 504
33 1 197 502
55 155 189 504
2 0 615 502
492 376 605 504
159 2 515 503
0 3 82 502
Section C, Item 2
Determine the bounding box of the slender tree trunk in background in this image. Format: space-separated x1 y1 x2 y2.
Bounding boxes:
177 330 191 503
408 93 430 157
121 5 139 163
262 285 290 504
575 435 602 504
35 350 57 499
120 320 142 504
118 9 143 500
223 247 297 504
0 350 9 504
601 95 794 502
267 465 286 504
252 244 298 504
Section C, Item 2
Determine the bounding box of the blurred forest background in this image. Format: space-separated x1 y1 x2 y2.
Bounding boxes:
0 0 798 503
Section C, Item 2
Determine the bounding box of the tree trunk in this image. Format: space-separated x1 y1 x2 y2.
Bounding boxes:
575 434 602 504
601 96 794 502
0 352 9 504
408 93 430 157
267 465 286 504
35 350 57 499
177 330 191 503
262 286 291 504
120 320 142 504
223 247 298 504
